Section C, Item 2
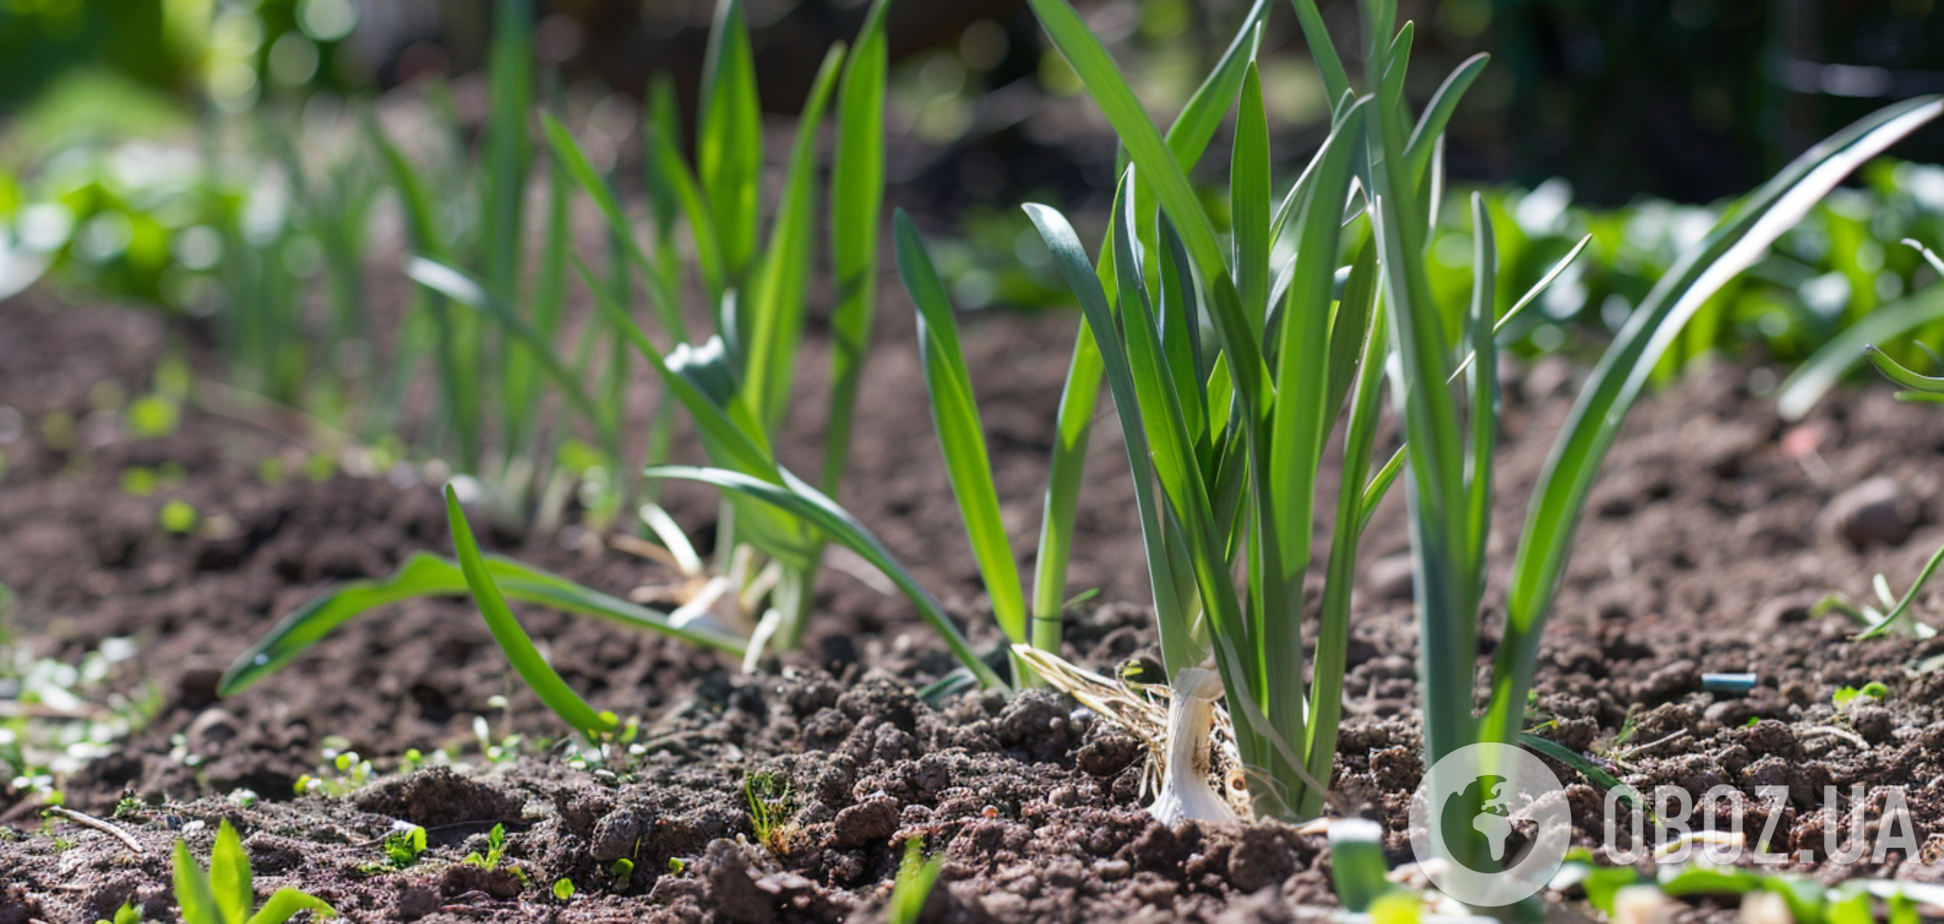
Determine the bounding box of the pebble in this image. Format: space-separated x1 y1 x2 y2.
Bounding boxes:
1823 477 1920 549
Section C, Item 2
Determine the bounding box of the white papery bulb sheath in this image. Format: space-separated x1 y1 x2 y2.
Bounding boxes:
1148 668 1237 826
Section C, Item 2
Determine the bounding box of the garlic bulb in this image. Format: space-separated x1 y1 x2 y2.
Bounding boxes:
1148 668 1237 826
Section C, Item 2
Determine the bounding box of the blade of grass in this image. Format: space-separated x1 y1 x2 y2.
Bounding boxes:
894 211 1028 645
1024 203 1204 677
1287 0 1351 105
211 819 252 924
1028 0 1269 650
1366 30 1474 768
576 256 776 477
1866 342 1944 392
822 0 891 497
1776 285 1944 419
173 841 221 924
1402 53 1487 192
542 113 689 341
247 889 338 924
1302 270 1386 816
699 0 763 284
371 120 478 473
407 257 617 462
1464 192 1498 583
483 0 532 303
447 484 619 738
1232 62 1272 336
744 44 846 433
644 100 727 305
218 551 744 696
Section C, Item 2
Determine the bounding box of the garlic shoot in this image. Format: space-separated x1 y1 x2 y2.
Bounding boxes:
1148 668 1237 826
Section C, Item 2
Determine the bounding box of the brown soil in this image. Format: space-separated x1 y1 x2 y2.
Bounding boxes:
4 281 1944 922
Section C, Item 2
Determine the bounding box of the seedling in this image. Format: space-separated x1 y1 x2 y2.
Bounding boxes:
380 824 427 869
551 878 575 901
159 500 198 534
294 747 373 797
463 823 509 871
173 819 335 924
1833 681 1891 708
126 395 179 438
886 838 945 924
1552 850 1942 921
744 772 795 854
609 857 635 890
95 901 144 924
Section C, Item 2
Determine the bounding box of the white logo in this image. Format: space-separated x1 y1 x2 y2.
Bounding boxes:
1408 742 1571 906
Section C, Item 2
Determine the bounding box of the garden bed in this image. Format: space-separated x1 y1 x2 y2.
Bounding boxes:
4 284 1944 922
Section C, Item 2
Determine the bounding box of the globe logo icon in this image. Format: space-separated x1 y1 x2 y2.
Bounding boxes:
1409 743 1571 906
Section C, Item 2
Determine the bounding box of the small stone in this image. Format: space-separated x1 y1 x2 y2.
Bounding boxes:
1824 477 1920 549
185 709 240 755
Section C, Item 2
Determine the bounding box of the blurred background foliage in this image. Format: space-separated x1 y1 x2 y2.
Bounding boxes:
8 1 1943 194
2 0 1942 360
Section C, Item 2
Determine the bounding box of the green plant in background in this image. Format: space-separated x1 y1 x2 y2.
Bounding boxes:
1421 162 1944 381
220 0 908 727
1781 238 1944 419
174 820 335 924
380 824 428 870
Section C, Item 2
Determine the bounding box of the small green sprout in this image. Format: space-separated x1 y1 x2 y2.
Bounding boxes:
95 900 144 924
886 838 946 924
303 453 335 482
159 500 198 534
463 823 508 870
551 878 575 901
381 825 428 869
666 857 686 874
126 395 180 438
173 819 335 924
1745 716 1762 728
1833 681 1891 708
609 857 635 890
294 747 374 797
744 772 795 854
122 468 158 496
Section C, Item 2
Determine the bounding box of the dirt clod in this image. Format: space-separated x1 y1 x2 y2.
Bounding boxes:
351 766 524 828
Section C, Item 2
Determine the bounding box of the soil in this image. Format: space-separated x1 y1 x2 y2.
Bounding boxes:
6 277 1944 923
